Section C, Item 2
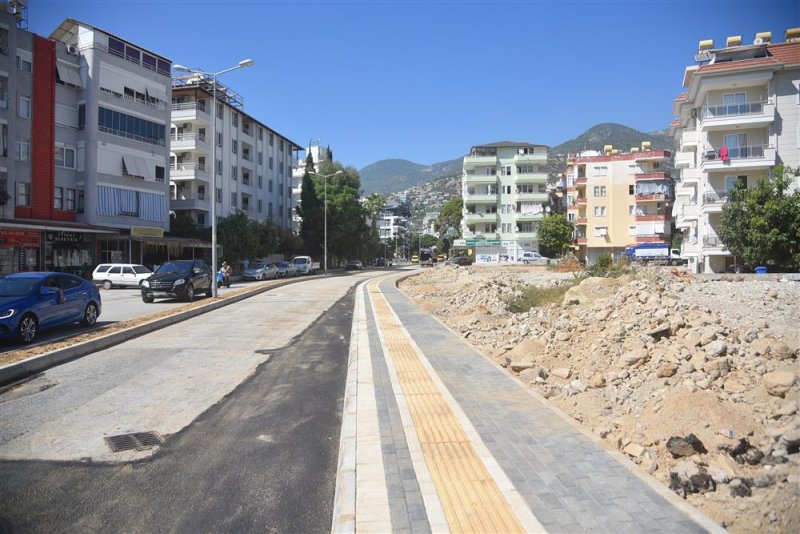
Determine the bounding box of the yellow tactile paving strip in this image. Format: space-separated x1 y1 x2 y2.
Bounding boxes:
368 282 525 533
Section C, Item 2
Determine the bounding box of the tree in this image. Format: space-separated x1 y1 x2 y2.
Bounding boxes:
167 211 208 240
364 193 386 230
297 164 323 259
538 213 574 257
718 165 800 271
434 198 463 238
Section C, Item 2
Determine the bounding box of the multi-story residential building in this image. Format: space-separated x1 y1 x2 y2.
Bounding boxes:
171 76 302 231
461 142 548 262
377 203 410 243
565 144 673 264
1 14 173 273
671 29 800 273
291 142 328 232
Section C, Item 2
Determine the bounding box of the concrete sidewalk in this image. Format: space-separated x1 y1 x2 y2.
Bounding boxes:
333 274 725 533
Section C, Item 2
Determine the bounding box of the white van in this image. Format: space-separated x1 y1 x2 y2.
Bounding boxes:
92 263 152 289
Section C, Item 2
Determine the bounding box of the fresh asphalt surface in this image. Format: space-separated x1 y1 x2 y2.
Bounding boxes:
0 287 355 532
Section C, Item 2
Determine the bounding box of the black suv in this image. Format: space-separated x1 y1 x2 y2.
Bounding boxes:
140 260 212 303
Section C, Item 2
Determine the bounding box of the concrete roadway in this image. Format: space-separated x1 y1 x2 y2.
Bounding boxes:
0 270 383 532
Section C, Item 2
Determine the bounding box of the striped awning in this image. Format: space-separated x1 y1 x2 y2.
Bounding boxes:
97 185 165 223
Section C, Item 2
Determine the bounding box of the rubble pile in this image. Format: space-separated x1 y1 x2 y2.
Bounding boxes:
399 265 800 533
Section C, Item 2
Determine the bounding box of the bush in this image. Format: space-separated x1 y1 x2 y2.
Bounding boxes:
504 282 576 313
585 252 632 278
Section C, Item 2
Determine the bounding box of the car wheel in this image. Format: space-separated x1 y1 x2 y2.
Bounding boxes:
18 314 38 344
81 302 99 327
184 284 195 301
206 285 213 297
260 273 266 281
142 294 154 303
102 280 113 290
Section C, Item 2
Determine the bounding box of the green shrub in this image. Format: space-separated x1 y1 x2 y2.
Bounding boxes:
585 253 632 278
504 282 575 313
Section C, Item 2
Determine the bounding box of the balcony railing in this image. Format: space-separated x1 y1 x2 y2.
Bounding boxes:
575 197 587 205
703 235 724 247
701 101 767 119
172 102 207 113
575 177 587 184
635 193 669 201
635 214 670 222
635 172 671 180
702 191 730 204
703 145 768 161
171 192 206 201
171 132 206 143
575 217 587 225
99 125 165 147
171 163 206 172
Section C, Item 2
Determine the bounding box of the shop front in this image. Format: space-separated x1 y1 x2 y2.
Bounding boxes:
0 228 41 273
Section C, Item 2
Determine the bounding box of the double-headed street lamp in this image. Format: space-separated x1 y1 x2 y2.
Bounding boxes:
173 59 254 297
310 171 343 275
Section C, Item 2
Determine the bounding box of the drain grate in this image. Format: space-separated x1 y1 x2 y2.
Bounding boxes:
104 431 163 452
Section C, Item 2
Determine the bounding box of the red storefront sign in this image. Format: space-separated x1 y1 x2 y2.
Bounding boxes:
0 229 42 247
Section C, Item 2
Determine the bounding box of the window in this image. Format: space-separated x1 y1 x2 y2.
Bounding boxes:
287 164 292 176
217 160 222 175
503 185 511 194
232 166 238 180
54 187 63 210
97 106 165 146
258 152 263 164
593 206 606 216
269 132 274 146
16 55 32 73
258 175 263 188
155 166 165 182
232 113 238 127
77 189 84 213
594 226 608 237
198 185 206 200
269 179 273 192
217 102 224 119
484 167 496 176
108 37 125 58
17 182 31 206
217 132 223 147
502 165 512 176
268 202 273 217
629 205 635 215
55 145 76 169
629 184 635 195
66 188 76 211
516 165 537 174
78 104 85 130
198 213 205 226
15 138 30 161
242 171 250 185
258 199 262 213
232 139 237 154
231 192 237 207
269 156 274 170
279 163 284 175
216 187 222 203
258 127 263 141
279 139 284 152
593 186 606 197
0 124 6 157
18 96 31 119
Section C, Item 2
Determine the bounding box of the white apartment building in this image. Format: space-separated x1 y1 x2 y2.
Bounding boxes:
461 142 549 261
671 29 800 273
171 77 301 230
1 14 173 272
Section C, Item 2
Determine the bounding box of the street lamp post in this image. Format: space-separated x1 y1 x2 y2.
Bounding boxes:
173 59 254 297
310 171 343 275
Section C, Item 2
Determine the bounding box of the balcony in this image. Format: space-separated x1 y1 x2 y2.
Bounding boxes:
635 172 671 181
635 193 671 202
679 130 698 151
636 235 669 244
674 151 695 169
702 145 776 172
575 197 587 205
516 231 538 239
463 155 497 170
512 152 548 165
171 132 209 153
702 191 730 212
171 194 210 211
575 217 587 226
575 177 587 185
514 172 548 183
171 102 210 125
464 172 499 184
515 192 548 202
703 235 725 248
635 214 671 222
700 101 774 131
635 150 671 162
463 192 498 203
576 237 587 245
170 163 210 182
679 203 699 220
680 167 700 184
515 211 545 221
463 212 498 224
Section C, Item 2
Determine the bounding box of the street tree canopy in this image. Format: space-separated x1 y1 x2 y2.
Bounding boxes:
537 213 574 257
435 198 463 238
718 165 800 271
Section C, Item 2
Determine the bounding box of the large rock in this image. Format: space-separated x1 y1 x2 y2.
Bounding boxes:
704 340 728 358
621 348 649 367
703 358 731 379
763 371 797 398
669 461 716 497
666 434 708 458
550 367 572 379
657 363 679 378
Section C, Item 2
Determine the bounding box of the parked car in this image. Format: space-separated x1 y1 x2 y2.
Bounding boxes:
520 251 549 265
375 257 386 267
242 262 278 281
291 256 320 275
92 263 152 289
276 261 299 278
140 260 212 303
344 259 363 271
0 272 102 344
446 255 472 266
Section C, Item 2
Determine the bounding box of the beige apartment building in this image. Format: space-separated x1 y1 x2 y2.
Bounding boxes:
565 144 673 264
671 29 800 273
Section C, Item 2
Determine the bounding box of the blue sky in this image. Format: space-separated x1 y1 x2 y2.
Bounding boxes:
33 0 798 169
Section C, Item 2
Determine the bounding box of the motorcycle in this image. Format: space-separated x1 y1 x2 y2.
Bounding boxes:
216 269 231 288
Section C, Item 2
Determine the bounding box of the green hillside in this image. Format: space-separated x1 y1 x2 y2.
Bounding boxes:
359 157 463 194
550 123 671 156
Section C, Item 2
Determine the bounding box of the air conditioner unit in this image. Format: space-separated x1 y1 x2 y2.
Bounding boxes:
66 44 78 55
690 108 698 118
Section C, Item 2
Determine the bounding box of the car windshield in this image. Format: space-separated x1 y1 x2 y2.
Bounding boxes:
294 258 308 264
0 277 39 297
132 265 152 274
252 263 267 270
278 262 289 268
155 262 192 275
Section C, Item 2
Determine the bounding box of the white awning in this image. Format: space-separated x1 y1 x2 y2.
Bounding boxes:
122 153 151 178
146 85 168 103
56 62 82 87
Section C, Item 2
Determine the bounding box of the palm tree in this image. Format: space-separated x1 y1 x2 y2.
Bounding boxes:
364 193 386 230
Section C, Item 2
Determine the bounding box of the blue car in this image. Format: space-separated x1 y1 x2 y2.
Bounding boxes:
0 272 102 344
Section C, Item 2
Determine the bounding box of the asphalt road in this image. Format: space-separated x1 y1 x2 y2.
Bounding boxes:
0 275 370 532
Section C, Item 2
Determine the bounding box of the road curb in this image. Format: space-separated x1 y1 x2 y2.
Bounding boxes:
0 277 305 387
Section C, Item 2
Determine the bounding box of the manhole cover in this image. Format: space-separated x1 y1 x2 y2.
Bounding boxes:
104 431 163 452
